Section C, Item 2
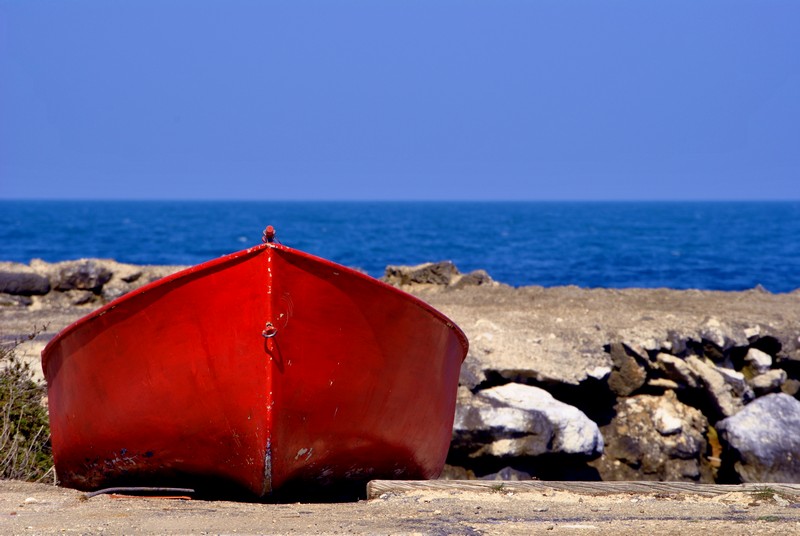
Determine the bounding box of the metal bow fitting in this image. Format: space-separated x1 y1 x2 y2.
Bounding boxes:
262 225 276 243
261 322 277 338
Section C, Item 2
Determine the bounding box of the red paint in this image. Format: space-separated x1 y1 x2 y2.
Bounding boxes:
42 239 468 497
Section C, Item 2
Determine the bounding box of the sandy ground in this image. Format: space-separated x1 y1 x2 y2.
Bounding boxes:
2 479 800 535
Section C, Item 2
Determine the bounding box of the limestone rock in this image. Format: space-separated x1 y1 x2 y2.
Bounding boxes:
782 379 800 397
451 386 554 458
700 317 748 360
458 351 488 390
716 393 800 483
744 348 772 376
748 369 787 396
383 261 459 286
54 260 112 293
121 271 143 283
449 269 495 290
591 391 709 482
587 366 612 381
607 342 648 396
455 313 606 387
772 331 800 378
664 330 689 357
685 356 747 421
655 352 698 388
451 383 603 460
40 289 100 308
647 378 680 390
715 366 753 402
383 261 497 291
653 406 684 435
0 267 51 296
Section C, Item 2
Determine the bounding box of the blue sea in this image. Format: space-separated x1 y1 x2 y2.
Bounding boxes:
1 201 799 292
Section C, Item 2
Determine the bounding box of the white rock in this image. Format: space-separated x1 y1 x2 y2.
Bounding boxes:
478 383 604 456
749 369 787 395
587 366 612 380
655 353 698 388
685 356 745 418
743 326 762 340
716 393 800 482
744 348 772 375
653 407 683 435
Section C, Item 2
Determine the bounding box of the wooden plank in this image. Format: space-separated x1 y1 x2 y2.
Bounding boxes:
367 480 800 499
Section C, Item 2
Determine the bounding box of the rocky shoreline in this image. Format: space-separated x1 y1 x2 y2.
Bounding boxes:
2 259 800 486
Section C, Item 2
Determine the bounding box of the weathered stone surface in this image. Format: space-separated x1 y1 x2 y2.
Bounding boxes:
715 366 753 402
779 331 800 362
458 351 488 390
748 369 787 396
653 406 684 435
744 348 772 376
121 271 143 283
383 261 459 286
449 269 494 290
451 387 554 458
383 261 498 291
2 259 186 309
685 356 746 421
478 383 603 457
101 285 129 302
716 393 800 483
455 311 611 387
451 384 603 459
587 366 612 381
774 332 800 378
700 317 749 360
591 391 710 482
607 342 648 396
782 378 800 397
54 260 112 293
654 352 698 388
419 284 800 390
664 330 690 356
40 289 101 308
0 269 51 296
647 378 680 390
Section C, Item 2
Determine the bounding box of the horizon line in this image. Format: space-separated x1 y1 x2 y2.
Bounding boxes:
2 198 800 203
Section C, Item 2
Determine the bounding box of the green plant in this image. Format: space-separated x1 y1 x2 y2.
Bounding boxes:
750 486 777 502
0 327 53 481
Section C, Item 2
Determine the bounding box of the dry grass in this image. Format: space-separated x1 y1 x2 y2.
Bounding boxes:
0 327 53 482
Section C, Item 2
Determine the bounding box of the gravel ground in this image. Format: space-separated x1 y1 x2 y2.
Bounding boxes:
2 479 800 535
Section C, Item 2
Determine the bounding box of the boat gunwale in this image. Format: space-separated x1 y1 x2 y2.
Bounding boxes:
270 242 470 354
41 241 469 369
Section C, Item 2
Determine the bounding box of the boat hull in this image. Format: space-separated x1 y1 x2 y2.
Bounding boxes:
42 243 468 497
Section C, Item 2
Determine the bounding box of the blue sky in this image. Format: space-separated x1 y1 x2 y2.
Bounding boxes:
1 0 798 201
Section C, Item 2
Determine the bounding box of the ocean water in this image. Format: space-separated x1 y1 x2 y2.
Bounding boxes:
1 201 799 292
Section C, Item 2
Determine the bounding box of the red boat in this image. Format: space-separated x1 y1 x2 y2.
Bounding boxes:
41 227 468 498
